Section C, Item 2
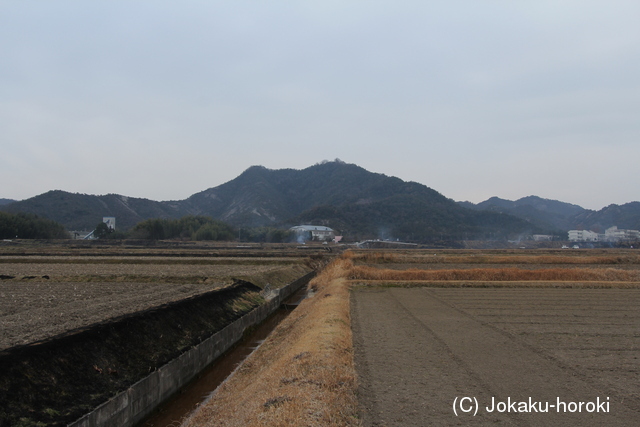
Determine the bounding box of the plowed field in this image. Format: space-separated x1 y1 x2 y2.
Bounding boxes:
351 249 640 426
0 251 313 350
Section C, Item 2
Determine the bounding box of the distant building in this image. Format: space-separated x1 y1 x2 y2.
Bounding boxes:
289 225 336 242
532 234 553 242
568 226 640 242
568 230 599 242
72 230 94 239
103 217 116 231
604 226 640 242
76 217 116 240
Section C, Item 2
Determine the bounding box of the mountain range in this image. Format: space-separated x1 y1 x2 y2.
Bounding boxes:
2 161 639 242
459 197 640 233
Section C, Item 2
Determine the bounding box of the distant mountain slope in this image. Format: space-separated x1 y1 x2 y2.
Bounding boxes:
183 161 542 241
10 162 637 242
477 196 584 217
460 196 587 231
571 202 640 232
184 161 457 228
292 194 537 242
0 199 16 206
1 191 187 230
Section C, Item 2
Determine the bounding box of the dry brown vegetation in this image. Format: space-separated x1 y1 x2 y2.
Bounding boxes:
183 258 358 427
344 249 640 266
342 249 640 288
184 248 640 426
348 264 640 282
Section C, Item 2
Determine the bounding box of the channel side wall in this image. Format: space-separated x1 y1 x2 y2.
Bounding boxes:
69 271 316 427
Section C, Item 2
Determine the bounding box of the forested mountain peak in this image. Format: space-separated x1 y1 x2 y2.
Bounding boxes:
4 161 638 242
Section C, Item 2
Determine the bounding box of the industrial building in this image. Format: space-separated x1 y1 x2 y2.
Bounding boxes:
288 225 336 242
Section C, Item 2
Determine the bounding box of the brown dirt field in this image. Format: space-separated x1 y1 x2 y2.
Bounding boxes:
0 260 306 283
0 281 223 349
0 282 267 427
351 287 640 426
0 255 305 264
0 253 312 350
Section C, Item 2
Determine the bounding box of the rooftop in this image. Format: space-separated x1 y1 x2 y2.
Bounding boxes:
289 225 335 232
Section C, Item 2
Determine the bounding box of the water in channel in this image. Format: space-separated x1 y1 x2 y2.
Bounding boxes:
138 287 308 427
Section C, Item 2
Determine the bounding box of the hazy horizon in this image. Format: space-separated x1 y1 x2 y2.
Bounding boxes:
2 160 635 212
2 2 639 211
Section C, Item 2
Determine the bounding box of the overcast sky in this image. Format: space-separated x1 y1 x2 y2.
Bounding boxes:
2 1 639 210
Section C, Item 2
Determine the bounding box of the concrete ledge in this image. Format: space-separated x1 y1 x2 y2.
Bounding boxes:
69 271 315 427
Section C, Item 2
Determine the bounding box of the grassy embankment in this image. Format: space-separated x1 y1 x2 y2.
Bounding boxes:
184 257 358 427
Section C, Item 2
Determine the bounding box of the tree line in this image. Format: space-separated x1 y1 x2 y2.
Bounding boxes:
128 216 235 241
0 212 298 242
0 212 70 239
96 216 294 243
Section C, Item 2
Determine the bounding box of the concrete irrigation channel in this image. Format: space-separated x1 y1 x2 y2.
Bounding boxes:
138 285 311 426
71 272 315 427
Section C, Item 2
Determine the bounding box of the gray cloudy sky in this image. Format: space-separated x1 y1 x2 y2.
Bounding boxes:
2 1 639 210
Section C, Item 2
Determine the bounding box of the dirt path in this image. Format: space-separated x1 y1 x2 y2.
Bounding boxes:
351 287 640 426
